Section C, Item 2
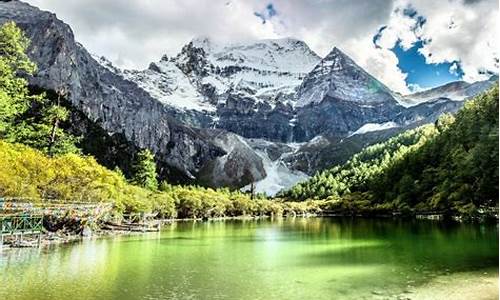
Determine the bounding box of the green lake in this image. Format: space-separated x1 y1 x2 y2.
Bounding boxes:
0 218 498 299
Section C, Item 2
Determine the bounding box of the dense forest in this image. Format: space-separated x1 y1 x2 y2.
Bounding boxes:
282 85 499 218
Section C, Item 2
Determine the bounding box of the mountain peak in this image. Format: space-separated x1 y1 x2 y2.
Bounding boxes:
190 36 213 50
327 46 342 55
296 46 396 107
169 36 322 102
322 46 356 69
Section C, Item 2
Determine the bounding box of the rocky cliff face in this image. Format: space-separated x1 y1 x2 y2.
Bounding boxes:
291 47 402 140
296 47 396 107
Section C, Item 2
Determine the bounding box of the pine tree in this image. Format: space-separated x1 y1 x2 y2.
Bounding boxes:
132 149 158 190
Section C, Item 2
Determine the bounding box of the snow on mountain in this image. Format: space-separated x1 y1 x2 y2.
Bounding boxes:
305 135 329 147
296 47 397 107
111 37 320 112
191 37 320 73
9 0 497 197
243 151 309 196
91 53 217 112
92 36 493 196
348 122 399 137
92 54 122 74
122 59 216 112
175 37 321 106
405 81 470 104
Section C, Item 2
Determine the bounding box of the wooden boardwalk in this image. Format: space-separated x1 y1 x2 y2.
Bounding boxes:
0 197 113 248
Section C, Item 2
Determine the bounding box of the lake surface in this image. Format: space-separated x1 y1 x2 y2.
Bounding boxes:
0 218 498 299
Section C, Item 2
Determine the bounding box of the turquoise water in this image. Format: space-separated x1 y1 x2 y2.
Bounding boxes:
0 218 498 299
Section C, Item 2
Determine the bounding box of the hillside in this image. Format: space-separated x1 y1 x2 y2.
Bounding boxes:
281 124 438 200
282 86 499 217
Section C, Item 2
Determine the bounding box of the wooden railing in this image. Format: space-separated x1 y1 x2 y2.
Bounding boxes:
0 214 44 247
0 197 114 248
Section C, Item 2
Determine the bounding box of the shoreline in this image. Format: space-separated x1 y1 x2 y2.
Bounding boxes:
0 215 276 250
0 213 497 250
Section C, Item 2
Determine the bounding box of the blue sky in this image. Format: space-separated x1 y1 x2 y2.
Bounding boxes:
254 3 278 24
391 40 464 91
372 5 465 92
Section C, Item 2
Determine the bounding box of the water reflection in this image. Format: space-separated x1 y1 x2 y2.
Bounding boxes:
0 218 498 300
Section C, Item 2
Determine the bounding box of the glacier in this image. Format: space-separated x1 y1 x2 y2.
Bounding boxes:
242 147 309 197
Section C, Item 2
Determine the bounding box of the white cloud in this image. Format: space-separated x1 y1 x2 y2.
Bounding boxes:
25 0 392 67
411 0 499 82
374 0 499 85
374 3 421 50
25 0 498 91
27 0 282 69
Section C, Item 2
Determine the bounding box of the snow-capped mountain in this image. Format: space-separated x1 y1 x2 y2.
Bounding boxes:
120 37 321 116
79 33 500 195
107 37 485 146
123 58 216 112
296 47 396 107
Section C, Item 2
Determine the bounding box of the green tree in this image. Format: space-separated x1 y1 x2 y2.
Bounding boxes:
0 21 36 135
132 149 158 190
0 21 79 155
435 113 455 133
9 97 80 155
284 86 498 217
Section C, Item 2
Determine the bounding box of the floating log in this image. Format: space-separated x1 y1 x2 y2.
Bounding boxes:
103 221 160 232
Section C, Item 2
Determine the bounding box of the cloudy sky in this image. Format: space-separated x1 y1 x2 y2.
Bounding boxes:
27 0 498 94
